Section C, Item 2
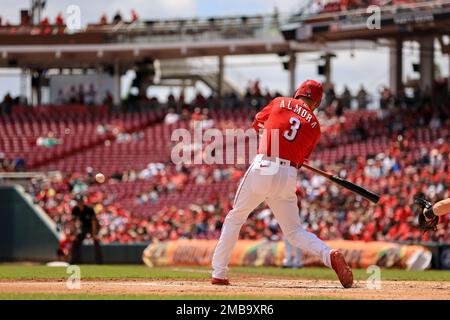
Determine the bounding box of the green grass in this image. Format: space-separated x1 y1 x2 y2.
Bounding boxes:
0 264 449 300
0 264 449 282
0 265 207 280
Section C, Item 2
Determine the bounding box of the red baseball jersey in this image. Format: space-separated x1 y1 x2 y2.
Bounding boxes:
252 97 321 166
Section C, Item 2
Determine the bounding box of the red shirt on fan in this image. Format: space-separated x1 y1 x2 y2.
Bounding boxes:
252 97 321 166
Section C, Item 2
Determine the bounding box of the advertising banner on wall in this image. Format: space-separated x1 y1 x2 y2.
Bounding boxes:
142 240 432 271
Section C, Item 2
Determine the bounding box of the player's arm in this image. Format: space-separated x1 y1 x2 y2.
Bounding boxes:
425 198 450 219
252 99 275 132
415 196 449 233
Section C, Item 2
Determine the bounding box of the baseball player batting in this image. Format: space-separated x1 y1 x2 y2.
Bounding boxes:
211 80 353 288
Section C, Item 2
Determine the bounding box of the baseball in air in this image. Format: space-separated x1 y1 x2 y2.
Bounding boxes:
95 173 105 184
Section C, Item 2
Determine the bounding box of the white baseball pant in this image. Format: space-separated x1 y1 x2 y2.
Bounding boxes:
212 154 332 279
283 237 303 268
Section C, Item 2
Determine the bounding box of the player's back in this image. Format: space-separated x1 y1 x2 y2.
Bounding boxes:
259 97 321 166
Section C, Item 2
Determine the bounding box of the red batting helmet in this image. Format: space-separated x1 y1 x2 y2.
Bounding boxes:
294 80 323 105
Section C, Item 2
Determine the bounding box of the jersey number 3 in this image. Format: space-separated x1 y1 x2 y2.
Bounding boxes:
283 117 301 141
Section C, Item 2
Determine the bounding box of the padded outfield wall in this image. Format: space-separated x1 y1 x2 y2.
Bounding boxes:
0 186 60 261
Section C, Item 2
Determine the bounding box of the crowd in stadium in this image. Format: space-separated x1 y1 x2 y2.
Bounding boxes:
54 85 114 106
20 89 449 245
0 8 139 28
0 153 26 172
306 0 429 15
27 162 246 243
27 139 449 244
0 0 437 38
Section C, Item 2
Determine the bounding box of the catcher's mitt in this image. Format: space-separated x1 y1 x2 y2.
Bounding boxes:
414 197 438 232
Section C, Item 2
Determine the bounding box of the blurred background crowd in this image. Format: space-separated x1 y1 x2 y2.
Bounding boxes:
11 86 447 245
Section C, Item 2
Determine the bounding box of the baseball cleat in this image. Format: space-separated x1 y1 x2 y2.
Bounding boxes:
211 277 230 285
330 250 353 288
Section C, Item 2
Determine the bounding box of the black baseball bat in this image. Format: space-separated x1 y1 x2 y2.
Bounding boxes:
302 163 380 204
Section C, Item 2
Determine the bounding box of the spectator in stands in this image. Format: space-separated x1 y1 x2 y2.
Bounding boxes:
40 17 50 26
244 82 253 99
263 88 273 105
164 91 173 107
195 91 206 109
103 91 113 107
164 108 180 125
1 92 13 115
206 93 217 110
201 108 214 129
330 96 344 117
413 85 422 104
422 86 432 105
113 11 123 24
379 86 394 110
356 85 369 109
85 84 97 106
78 84 85 105
0 153 5 173
13 158 26 171
36 132 61 148
0 159 12 172
180 107 191 121
55 12 64 26
430 112 442 130
395 87 409 109
55 89 66 105
309 0 324 15
324 84 336 107
178 91 185 110
252 80 261 97
131 10 139 23
341 86 352 110
68 85 78 103
99 13 108 25
223 91 239 110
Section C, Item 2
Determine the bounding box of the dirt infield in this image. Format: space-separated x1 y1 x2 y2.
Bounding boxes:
1 277 449 299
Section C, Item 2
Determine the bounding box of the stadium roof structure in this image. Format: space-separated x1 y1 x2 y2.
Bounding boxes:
0 15 294 70
0 4 428 70
284 0 450 95
0 2 448 67
282 0 450 43
0 0 448 103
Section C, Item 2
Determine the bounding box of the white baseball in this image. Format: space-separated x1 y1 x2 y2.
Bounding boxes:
95 173 105 184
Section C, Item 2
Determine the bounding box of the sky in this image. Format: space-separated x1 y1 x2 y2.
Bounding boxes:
0 0 448 106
